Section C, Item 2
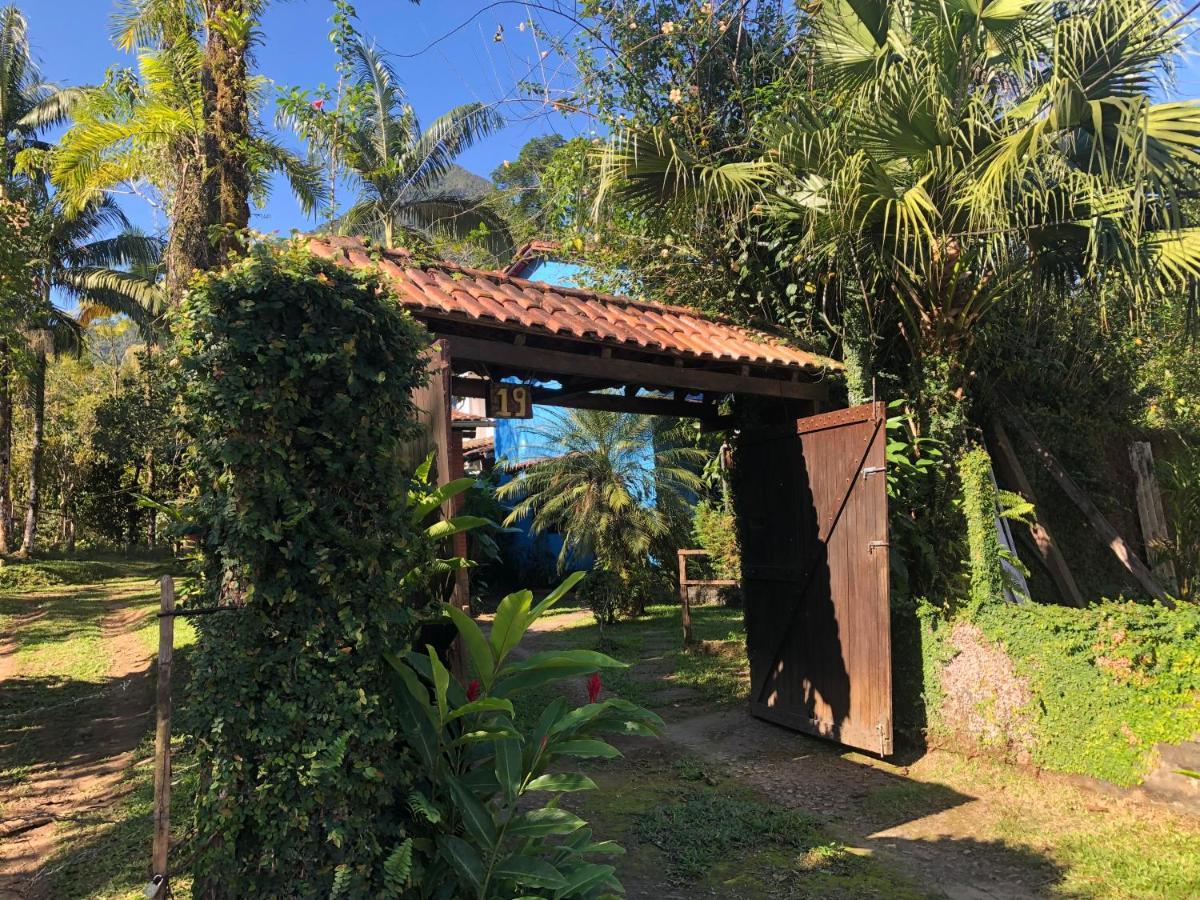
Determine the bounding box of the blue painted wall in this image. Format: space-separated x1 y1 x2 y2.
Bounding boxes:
496 255 656 579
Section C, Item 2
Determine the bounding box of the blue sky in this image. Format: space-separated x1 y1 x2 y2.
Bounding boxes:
21 1 1200 241
25 0 592 236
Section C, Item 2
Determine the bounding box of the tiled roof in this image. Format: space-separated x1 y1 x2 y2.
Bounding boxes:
462 435 495 458
307 236 838 374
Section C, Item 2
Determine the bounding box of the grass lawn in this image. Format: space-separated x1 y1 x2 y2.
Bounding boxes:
7 571 1200 899
535 599 1200 900
0 557 195 899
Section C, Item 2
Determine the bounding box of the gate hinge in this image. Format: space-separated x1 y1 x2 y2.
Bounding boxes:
861 466 885 480
868 540 889 552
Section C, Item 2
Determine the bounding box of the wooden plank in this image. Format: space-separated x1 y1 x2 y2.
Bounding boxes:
1129 442 1180 596
452 377 723 419
443 334 827 402
990 420 1084 607
677 551 693 647
735 402 892 756
1003 408 1171 606
151 575 175 890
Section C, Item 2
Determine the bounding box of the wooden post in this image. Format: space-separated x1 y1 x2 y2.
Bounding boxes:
151 575 174 891
1129 442 1179 597
990 420 1085 607
1003 408 1171 606
677 550 693 647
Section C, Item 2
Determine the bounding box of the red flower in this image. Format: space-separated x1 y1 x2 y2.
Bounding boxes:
311 99 325 110
466 679 481 702
587 672 602 704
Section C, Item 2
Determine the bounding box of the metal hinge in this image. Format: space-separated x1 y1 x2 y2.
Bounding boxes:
861 466 885 480
868 540 889 552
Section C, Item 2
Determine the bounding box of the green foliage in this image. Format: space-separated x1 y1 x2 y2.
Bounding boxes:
576 568 624 631
491 134 568 238
278 31 509 256
635 788 820 880
1159 445 1200 601
0 557 150 592
498 410 706 579
388 574 664 898
884 400 959 603
911 598 1200 786
692 500 739 581
576 565 673 634
971 600 1200 785
959 447 1008 610
175 240 434 895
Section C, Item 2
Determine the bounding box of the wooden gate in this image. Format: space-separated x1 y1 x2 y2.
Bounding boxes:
733 402 892 756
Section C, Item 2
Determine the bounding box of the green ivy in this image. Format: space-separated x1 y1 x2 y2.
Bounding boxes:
958 446 1007 610
972 600 1200 785
900 595 1200 787
175 240 434 896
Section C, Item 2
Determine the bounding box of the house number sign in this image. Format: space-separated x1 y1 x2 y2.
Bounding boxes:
486 382 534 419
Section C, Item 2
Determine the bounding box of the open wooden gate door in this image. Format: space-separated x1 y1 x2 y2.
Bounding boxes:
733 402 892 756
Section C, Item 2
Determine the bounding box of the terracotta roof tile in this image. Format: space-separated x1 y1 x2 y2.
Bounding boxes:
307 236 839 375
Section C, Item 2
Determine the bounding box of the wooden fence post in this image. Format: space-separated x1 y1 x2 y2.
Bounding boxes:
1129 441 1179 596
151 575 175 894
677 550 693 647
1003 407 1172 606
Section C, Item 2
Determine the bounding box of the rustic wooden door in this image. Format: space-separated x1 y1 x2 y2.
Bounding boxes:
733 402 892 756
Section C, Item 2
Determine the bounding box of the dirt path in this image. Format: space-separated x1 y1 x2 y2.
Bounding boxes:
0 594 155 899
513 608 1180 900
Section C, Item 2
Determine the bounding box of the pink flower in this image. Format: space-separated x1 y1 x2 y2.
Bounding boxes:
311 99 325 110
587 672 602 704
466 679 481 702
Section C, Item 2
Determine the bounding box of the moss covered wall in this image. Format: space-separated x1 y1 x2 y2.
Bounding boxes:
893 597 1200 787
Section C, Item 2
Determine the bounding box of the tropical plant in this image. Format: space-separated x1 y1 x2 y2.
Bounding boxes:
279 37 511 254
11 189 162 556
1160 445 1200 601
49 0 323 304
497 409 706 581
386 572 664 898
0 4 69 554
597 0 1200 442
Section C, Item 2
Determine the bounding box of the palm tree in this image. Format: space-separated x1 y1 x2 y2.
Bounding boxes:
50 0 322 304
596 0 1200 441
496 409 705 577
16 192 162 556
289 38 511 255
0 4 71 553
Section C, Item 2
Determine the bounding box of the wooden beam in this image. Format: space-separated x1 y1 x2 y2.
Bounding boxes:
1129 441 1179 595
1003 407 1171 606
534 387 718 420
452 376 718 419
442 334 827 402
990 420 1085 607
151 576 175 892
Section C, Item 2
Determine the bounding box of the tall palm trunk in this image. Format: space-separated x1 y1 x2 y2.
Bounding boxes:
0 340 12 554
201 0 252 259
165 149 214 305
18 343 45 557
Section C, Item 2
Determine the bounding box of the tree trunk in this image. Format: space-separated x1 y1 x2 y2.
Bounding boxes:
18 347 45 557
145 449 156 548
165 151 214 306
201 0 252 260
0 340 12 554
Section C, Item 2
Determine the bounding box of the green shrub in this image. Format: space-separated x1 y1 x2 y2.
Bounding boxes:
387 574 664 897
176 240 434 895
692 501 739 581
909 596 1200 786
577 568 624 629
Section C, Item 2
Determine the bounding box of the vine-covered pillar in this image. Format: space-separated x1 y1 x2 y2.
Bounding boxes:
176 241 436 896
